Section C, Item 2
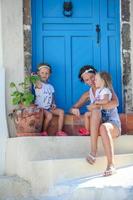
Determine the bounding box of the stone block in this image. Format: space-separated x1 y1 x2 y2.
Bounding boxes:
16 113 133 136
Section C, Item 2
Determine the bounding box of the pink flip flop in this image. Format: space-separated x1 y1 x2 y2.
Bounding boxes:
40 131 48 136
56 131 67 136
79 128 90 136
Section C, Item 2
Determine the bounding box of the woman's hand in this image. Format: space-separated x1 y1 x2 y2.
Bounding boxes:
70 108 80 116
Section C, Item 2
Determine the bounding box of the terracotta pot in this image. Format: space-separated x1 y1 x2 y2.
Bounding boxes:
11 105 44 136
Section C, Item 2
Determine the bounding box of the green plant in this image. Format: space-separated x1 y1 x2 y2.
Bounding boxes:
10 74 40 107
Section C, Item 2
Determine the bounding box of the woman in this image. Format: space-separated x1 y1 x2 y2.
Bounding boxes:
70 65 121 176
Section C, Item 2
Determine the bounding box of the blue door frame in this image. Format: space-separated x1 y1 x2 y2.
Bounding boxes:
32 0 122 112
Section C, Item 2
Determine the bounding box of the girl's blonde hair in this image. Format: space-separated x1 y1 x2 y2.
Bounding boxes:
98 72 112 89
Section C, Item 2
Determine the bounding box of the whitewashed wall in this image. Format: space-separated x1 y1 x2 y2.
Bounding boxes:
1 0 24 137
0 0 3 67
0 0 8 175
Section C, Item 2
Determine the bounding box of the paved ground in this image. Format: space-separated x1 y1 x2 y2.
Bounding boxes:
37 165 133 200
0 165 133 200
0 176 35 200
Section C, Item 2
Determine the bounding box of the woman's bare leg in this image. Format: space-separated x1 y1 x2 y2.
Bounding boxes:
84 112 91 131
99 123 120 176
90 109 101 156
87 109 101 164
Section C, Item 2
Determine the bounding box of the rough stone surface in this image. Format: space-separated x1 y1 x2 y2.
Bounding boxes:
122 24 131 50
121 0 130 22
34 165 133 200
2 164 133 200
23 0 32 75
123 52 131 86
0 175 34 200
23 0 31 25
121 0 133 112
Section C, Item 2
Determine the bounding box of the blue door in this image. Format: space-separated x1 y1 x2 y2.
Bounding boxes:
32 0 122 112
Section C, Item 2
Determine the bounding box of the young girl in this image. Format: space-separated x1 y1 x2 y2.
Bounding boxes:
93 72 120 124
34 63 67 136
79 72 116 135
86 72 121 175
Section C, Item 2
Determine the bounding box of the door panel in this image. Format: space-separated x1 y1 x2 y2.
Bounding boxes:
42 35 66 109
100 0 122 111
72 36 98 104
42 0 63 18
32 0 122 112
42 0 97 19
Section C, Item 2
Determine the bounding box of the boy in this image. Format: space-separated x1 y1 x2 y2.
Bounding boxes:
34 63 67 136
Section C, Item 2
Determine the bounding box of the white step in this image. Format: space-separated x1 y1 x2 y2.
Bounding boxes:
38 165 133 200
6 135 133 162
27 154 133 195
6 136 133 177
5 136 133 198
0 175 34 200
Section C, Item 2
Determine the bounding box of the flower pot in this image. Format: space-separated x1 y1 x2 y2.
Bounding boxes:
11 105 44 136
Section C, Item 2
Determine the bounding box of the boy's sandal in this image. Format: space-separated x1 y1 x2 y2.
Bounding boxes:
103 166 116 177
86 153 96 165
79 128 90 136
56 131 67 136
40 131 48 136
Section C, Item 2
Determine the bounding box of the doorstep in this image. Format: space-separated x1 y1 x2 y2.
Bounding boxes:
16 113 133 137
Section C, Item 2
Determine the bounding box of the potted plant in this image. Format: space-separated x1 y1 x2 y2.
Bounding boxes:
9 74 44 136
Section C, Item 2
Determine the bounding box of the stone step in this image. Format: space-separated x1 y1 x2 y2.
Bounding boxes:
5 136 133 185
38 165 133 200
26 154 133 195
17 113 133 136
5 137 133 199
6 136 133 165
0 175 34 200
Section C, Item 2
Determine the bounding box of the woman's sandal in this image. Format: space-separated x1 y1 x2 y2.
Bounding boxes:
86 153 96 165
103 166 116 176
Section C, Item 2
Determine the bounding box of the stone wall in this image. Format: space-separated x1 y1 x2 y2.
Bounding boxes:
24 0 133 113
121 0 133 112
23 0 32 75
131 0 133 111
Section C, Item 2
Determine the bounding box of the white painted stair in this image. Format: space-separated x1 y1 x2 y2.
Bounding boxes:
0 175 34 200
28 154 133 194
5 136 133 199
40 165 133 200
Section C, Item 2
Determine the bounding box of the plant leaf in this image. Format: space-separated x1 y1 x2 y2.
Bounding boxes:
10 82 16 88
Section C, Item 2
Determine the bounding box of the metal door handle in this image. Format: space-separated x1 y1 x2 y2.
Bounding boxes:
96 24 100 44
